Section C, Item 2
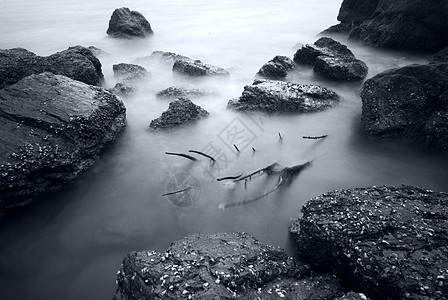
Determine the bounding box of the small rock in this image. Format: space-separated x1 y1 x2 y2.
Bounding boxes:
107 7 153 39
156 86 216 100
172 60 229 78
113 63 149 82
257 55 296 80
111 82 135 97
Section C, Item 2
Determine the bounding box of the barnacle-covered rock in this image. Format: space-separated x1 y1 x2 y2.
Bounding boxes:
290 185 448 300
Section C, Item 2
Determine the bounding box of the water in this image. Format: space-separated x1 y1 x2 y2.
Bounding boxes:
1 1 448 299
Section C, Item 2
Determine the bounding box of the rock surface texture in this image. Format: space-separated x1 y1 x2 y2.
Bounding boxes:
361 63 448 150
290 185 448 300
0 72 126 214
324 0 448 53
0 46 104 89
173 60 229 78
257 55 296 80
149 98 209 131
107 7 154 38
227 79 339 113
156 86 215 100
113 232 353 300
293 37 368 81
113 63 149 82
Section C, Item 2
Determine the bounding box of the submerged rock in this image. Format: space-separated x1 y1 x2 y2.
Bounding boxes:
293 37 367 81
113 63 149 82
257 55 296 79
0 46 104 89
113 232 349 300
227 79 339 113
149 97 209 131
134 51 191 67
111 82 136 98
173 60 229 78
156 86 216 100
107 7 153 39
361 63 448 150
289 185 448 300
0 72 126 214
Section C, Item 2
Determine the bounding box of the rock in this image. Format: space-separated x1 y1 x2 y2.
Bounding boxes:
149 98 209 131
289 185 448 300
172 60 229 78
0 46 104 89
87 46 109 57
107 7 153 39
361 63 448 149
431 47 448 63
156 86 216 100
113 63 149 82
335 292 370 300
113 232 348 300
134 51 191 67
257 55 296 79
324 0 448 53
293 37 367 81
227 79 339 113
0 72 126 213
111 82 136 98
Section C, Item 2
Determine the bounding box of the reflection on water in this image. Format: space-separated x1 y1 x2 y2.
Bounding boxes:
1 1 447 299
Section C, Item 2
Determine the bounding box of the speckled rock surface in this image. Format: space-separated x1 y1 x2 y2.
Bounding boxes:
149 97 209 131
113 232 350 300
257 55 296 80
156 86 216 100
227 79 339 113
113 63 149 82
173 60 229 78
289 185 448 300
0 46 104 89
107 7 153 39
111 82 136 98
0 72 126 214
431 47 448 63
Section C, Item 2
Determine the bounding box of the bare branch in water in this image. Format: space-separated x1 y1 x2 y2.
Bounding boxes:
234 162 284 182
302 135 328 140
188 150 215 161
252 147 256 152
233 144 240 152
278 132 283 140
162 187 191 196
217 174 242 181
165 152 197 161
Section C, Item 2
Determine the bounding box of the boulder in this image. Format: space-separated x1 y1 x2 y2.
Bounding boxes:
113 63 149 82
0 46 104 89
172 60 229 78
113 232 349 300
324 0 448 53
227 79 339 113
149 98 209 131
107 7 153 39
156 86 216 100
289 185 448 300
361 63 448 149
111 82 136 98
0 72 126 213
256 55 296 80
293 37 367 81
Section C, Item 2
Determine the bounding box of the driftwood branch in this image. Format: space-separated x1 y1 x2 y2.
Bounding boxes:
234 163 284 182
302 135 328 140
188 150 215 161
162 187 191 196
217 174 242 181
233 144 240 152
165 152 197 161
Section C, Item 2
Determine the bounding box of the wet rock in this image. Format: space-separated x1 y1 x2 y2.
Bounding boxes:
111 82 136 98
0 46 104 89
227 79 339 113
324 0 448 53
431 47 448 63
293 37 367 81
361 63 448 150
290 185 448 300
0 72 126 213
113 232 348 300
257 55 296 80
149 97 209 131
113 63 149 82
172 59 229 78
335 292 370 300
107 7 153 39
156 86 216 100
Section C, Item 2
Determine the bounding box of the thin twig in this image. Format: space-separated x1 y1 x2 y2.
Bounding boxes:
188 150 215 161
234 163 283 182
217 174 242 181
165 152 197 161
233 144 240 152
302 135 328 140
278 132 283 140
162 187 191 196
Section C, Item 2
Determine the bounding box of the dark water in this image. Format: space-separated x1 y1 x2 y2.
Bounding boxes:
1 1 448 299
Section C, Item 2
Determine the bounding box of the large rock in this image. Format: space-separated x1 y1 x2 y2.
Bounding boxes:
257 55 296 80
293 37 368 81
289 185 448 300
113 63 149 82
0 72 126 213
156 86 216 100
0 46 104 89
107 7 154 39
361 63 448 150
173 60 229 78
324 0 448 53
113 232 350 300
227 79 339 113
149 98 209 131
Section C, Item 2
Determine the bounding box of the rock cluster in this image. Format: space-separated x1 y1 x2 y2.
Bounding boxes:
173 60 229 78
257 55 296 80
107 7 154 39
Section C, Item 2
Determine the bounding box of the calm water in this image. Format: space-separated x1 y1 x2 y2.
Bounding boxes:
1 1 448 299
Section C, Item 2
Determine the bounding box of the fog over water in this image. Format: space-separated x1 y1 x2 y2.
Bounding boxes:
1 1 448 299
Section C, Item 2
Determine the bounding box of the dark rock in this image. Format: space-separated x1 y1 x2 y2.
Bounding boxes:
0 72 126 213
257 55 296 79
0 46 104 89
431 47 448 63
107 7 153 39
361 63 448 149
156 86 216 100
289 185 448 300
149 97 209 131
227 79 339 113
325 0 448 53
134 51 191 67
113 63 149 82
334 292 370 300
293 37 354 65
172 60 229 78
113 232 348 300
111 83 136 97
